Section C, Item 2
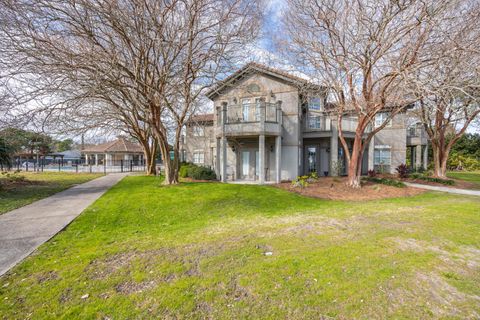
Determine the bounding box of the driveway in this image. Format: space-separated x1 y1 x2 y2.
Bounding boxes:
0 173 128 276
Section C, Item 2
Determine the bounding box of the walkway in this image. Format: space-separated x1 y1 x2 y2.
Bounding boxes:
0 173 128 276
405 182 480 196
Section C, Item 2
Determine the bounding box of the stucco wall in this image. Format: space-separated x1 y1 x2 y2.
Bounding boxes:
373 113 407 174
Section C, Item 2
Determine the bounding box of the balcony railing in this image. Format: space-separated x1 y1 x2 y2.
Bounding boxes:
306 114 331 131
305 114 372 133
225 103 278 124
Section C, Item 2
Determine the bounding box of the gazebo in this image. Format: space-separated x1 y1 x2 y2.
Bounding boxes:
81 137 144 166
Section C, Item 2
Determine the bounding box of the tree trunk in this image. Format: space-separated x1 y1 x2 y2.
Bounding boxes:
432 144 449 178
158 139 179 185
345 134 365 188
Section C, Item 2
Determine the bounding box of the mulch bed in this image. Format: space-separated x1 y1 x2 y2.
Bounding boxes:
276 177 425 201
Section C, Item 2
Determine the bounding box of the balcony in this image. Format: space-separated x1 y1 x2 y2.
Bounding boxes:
217 102 282 137
304 114 370 134
407 126 428 146
225 103 279 124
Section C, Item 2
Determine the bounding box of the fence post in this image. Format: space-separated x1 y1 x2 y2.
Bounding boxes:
104 160 106 175
120 160 123 173
90 163 92 173
58 160 61 172
130 160 133 172
76 162 78 173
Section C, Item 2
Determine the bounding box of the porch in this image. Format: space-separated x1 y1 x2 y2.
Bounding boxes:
216 136 282 184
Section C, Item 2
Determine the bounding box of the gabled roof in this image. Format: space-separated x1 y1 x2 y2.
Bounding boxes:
206 62 322 100
82 137 143 153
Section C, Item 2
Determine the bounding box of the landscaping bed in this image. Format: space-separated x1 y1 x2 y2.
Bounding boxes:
277 176 425 201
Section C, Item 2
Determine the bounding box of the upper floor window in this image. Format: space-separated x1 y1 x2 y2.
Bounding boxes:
192 126 204 137
308 97 322 111
308 113 321 129
193 151 204 164
375 112 392 128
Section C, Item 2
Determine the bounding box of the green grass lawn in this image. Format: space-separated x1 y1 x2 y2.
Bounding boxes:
448 171 480 189
1 176 479 319
0 172 102 214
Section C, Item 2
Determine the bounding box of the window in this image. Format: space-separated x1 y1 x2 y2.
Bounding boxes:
374 148 391 165
242 98 250 121
308 97 322 110
308 114 321 129
192 126 204 137
375 112 392 127
193 151 204 164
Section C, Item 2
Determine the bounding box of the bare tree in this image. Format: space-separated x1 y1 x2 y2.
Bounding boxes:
0 0 260 183
283 0 448 187
406 0 480 178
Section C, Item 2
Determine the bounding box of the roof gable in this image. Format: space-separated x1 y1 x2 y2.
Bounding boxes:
206 62 321 100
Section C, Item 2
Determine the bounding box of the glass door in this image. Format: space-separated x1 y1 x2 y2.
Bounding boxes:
242 151 250 179
306 146 317 174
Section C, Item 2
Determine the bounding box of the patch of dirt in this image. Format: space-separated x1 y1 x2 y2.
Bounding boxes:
276 177 425 201
389 272 480 319
115 280 157 295
59 287 72 303
37 270 59 283
391 237 480 276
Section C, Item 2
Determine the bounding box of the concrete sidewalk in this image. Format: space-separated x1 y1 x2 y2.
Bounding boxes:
0 173 128 277
405 182 480 196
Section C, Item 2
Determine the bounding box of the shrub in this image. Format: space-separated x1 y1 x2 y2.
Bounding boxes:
367 169 376 178
179 163 216 180
448 152 480 171
187 165 216 180
395 163 409 178
179 163 195 178
291 175 309 188
363 177 405 188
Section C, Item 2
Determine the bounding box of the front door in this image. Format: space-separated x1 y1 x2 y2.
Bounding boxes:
305 146 318 174
241 150 257 180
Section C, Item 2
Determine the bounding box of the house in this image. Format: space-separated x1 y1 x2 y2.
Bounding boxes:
181 63 428 183
81 137 144 166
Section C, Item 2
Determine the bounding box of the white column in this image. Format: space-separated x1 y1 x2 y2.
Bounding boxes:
216 138 221 178
416 145 422 170
368 139 374 171
259 134 265 184
275 135 281 183
330 117 338 176
423 143 428 170
95 154 99 166
221 136 227 182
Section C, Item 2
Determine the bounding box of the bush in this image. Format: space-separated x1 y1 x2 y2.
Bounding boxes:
179 163 216 180
187 165 216 180
179 163 195 178
363 177 405 188
447 152 480 171
291 175 309 188
395 163 409 178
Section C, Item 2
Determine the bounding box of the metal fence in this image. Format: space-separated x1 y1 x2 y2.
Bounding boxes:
5 159 147 174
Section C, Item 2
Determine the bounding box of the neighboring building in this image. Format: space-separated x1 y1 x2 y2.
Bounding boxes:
82 137 144 165
181 63 428 183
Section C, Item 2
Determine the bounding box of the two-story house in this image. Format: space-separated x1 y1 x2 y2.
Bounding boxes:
182 63 428 183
